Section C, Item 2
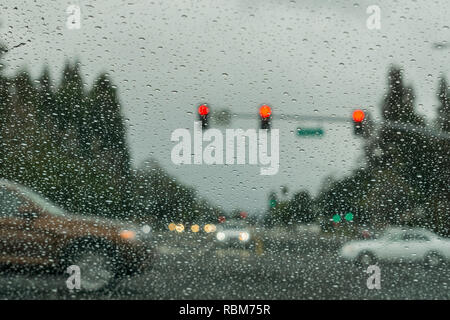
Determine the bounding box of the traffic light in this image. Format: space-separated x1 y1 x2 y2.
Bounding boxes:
352 109 365 135
198 104 210 129
333 212 354 224
332 214 342 223
259 105 272 130
352 109 373 137
269 192 277 209
344 212 354 222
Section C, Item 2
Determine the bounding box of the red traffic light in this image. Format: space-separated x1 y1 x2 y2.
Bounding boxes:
218 216 226 223
198 104 210 116
352 109 365 122
240 211 248 219
259 105 272 119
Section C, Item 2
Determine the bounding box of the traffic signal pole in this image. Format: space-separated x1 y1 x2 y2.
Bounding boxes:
229 112 348 122
198 104 450 141
220 112 450 140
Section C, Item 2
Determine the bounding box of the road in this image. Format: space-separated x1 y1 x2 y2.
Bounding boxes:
0 231 449 300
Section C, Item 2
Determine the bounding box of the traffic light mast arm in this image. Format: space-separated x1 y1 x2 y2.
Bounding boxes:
233 112 349 122
227 112 450 140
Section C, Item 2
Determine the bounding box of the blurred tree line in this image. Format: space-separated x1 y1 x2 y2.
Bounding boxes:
132 158 224 229
265 66 449 236
0 46 221 227
2 41 447 234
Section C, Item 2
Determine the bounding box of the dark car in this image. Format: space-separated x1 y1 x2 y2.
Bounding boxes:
0 179 155 292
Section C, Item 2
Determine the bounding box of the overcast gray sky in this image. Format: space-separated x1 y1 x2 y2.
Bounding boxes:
1 0 449 214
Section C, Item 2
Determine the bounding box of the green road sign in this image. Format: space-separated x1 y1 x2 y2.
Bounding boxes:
297 127 324 137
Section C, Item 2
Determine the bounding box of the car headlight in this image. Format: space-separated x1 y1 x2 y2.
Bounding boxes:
216 232 226 241
239 232 250 242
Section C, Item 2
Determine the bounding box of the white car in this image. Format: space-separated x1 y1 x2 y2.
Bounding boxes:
340 227 450 267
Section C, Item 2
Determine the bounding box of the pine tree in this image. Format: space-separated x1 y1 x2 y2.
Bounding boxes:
436 77 450 132
0 44 11 169
427 76 450 236
36 66 56 126
55 61 87 153
88 73 131 178
0 70 48 187
381 67 424 125
352 67 430 226
375 67 427 186
84 73 132 217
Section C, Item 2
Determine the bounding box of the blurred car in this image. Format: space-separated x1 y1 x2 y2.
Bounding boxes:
340 227 450 267
214 220 253 249
0 179 155 292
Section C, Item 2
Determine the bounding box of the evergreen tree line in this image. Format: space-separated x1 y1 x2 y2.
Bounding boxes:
0 47 220 225
1 42 447 234
0 59 134 218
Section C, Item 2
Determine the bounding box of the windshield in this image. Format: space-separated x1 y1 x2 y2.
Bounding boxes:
0 0 449 303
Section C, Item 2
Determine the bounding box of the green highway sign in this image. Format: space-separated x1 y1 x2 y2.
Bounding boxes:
297 127 324 137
